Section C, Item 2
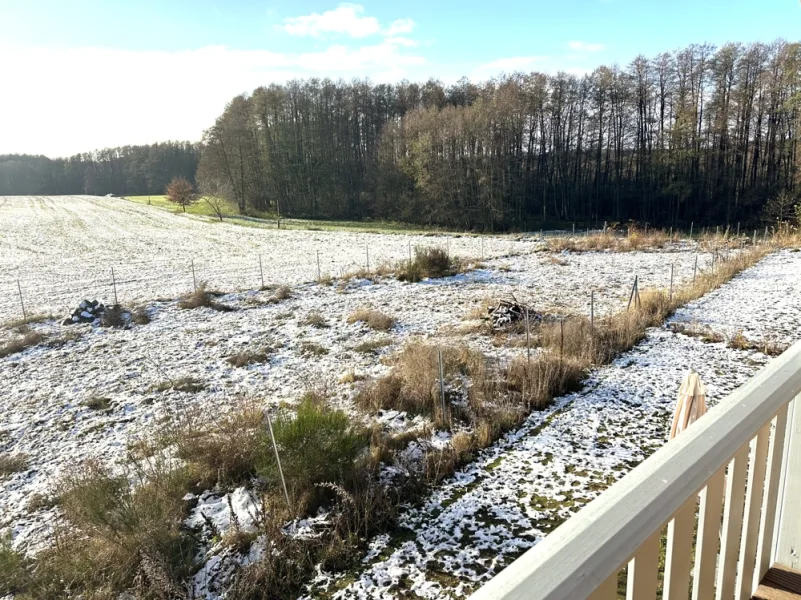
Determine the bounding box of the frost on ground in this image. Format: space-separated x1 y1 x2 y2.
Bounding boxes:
0 196 787 598
304 250 801 600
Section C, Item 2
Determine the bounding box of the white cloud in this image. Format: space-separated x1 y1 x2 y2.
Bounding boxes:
568 40 604 52
470 51 597 80
383 18 415 37
384 36 418 48
282 4 380 38
0 42 426 157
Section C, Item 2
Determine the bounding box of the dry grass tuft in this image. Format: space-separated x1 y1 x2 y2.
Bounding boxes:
226 347 272 367
304 312 329 329
0 329 45 358
354 338 392 355
1 314 52 329
397 246 457 282
347 308 396 331
131 306 151 325
99 304 127 328
548 227 670 253
179 284 235 312
300 341 328 356
0 453 29 477
83 396 112 411
149 376 206 393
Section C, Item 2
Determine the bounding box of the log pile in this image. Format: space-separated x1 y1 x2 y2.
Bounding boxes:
487 299 540 330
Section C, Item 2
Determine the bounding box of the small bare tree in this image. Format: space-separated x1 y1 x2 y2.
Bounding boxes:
165 177 197 213
762 190 796 224
198 176 233 222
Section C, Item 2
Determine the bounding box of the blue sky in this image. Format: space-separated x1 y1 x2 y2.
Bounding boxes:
0 0 798 157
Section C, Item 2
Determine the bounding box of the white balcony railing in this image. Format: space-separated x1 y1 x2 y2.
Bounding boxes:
469 341 801 600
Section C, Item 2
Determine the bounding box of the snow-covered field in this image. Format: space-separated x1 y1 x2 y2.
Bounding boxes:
306 250 801 599
1 196 797 599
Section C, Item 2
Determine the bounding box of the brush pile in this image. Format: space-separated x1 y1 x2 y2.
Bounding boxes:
487 299 539 330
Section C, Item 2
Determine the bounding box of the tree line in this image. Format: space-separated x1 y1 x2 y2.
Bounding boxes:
0 142 199 197
198 39 800 230
3 40 799 231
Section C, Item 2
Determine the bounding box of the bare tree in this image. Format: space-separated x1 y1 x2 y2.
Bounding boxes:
762 190 797 224
198 176 233 222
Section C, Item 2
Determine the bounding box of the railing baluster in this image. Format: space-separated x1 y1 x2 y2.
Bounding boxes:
735 423 771 600
587 572 618 600
776 395 801 571
626 530 661 600
693 467 726 600
664 497 697 600
716 444 750 600
755 406 789 588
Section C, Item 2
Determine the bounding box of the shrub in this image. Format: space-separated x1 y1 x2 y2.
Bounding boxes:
347 308 395 331
100 304 127 328
167 403 267 487
397 246 455 282
257 396 368 512
0 534 29 595
131 306 151 325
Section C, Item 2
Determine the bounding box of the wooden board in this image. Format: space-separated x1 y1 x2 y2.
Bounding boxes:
753 565 801 600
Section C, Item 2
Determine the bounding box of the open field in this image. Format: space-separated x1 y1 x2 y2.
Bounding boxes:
1 195 797 599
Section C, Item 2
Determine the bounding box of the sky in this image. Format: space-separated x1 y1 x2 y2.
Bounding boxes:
0 0 798 158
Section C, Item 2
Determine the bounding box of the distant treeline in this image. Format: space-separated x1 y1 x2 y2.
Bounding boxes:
0 142 199 197
3 40 800 231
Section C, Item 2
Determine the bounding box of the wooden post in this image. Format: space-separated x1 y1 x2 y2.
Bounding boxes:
259 254 265 289
669 264 674 302
266 413 291 509
572 223 575 235
191 258 197 292
111 267 119 306
603 221 607 233
17 279 26 321
627 275 639 311
438 348 446 419
690 221 694 238
764 226 768 241
316 250 321 281
737 222 741 237
753 230 757 246
525 307 531 364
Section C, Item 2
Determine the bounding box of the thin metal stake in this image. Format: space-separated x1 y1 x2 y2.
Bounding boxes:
753 230 757 246
590 290 595 357
17 279 26 321
259 254 265 289
316 250 321 280
191 258 197 292
693 254 698 284
111 267 119 306
627 275 638 311
560 318 564 364
266 413 291 509
366 245 370 273
690 221 694 238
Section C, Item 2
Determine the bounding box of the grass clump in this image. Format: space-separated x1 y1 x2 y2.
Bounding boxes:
304 311 329 329
397 246 458 282
266 285 292 304
347 308 396 331
131 306 151 325
83 396 112 411
0 329 45 358
226 347 272 367
354 338 392 355
99 304 127 328
149 376 206 393
1 314 51 329
300 341 328 357
0 453 29 477
179 284 235 312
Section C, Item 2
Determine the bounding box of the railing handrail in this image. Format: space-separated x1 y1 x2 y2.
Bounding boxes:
469 340 801 600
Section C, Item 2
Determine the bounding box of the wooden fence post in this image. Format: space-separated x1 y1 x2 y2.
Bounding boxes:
111 267 119 306
266 413 292 509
